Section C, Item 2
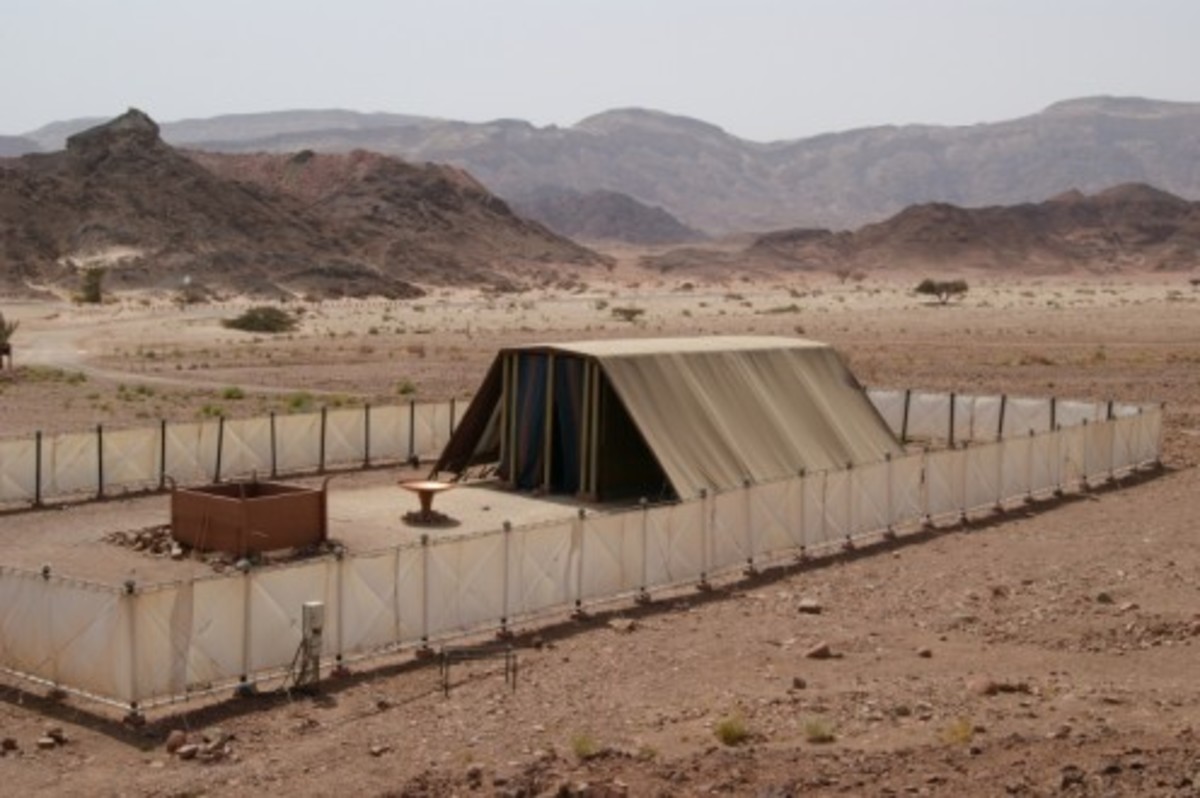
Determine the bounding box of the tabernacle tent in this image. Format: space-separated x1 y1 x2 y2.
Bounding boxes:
433 336 902 501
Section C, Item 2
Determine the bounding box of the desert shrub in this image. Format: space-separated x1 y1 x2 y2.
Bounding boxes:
223 306 297 333
570 733 599 760
0 312 17 346
222 386 245 400
396 379 417 396
940 717 975 745
611 306 645 323
713 714 750 746
804 716 836 744
915 278 969 304
77 267 106 304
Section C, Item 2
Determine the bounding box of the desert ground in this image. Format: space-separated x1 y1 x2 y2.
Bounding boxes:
0 265 1198 796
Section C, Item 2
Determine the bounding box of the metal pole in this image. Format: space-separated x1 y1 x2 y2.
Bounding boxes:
318 406 327 474
1050 396 1057 432
96 423 105 499
997 394 1008 441
214 415 225 483
900 389 911 444
269 411 278 478
158 419 167 491
948 392 956 448
33 430 42 507
363 403 372 468
408 400 417 464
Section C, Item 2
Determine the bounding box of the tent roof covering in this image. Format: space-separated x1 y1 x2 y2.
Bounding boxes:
440 336 902 497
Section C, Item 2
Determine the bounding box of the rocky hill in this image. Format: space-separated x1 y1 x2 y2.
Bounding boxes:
20 96 1200 234
645 184 1200 275
0 110 607 298
508 186 705 244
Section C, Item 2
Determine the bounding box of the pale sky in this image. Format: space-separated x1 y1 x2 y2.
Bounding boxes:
3 0 1198 141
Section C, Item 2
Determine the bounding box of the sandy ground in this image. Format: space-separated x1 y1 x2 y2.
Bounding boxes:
0 267 1199 796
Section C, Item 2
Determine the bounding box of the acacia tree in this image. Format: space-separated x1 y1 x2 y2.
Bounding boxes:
915 278 968 304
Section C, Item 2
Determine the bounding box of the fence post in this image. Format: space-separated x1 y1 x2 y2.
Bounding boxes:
501 521 512 631
318 406 327 474
698 488 710 588
900 389 911 444
269 411 278 478
214 415 225 483
1050 396 1058 432
1026 429 1035 501
158 419 167 491
449 398 457 435
363 403 372 468
573 508 586 611
33 430 42 508
948 392 956 448
997 394 1008 441
884 453 894 538
240 569 253 690
419 534 431 648
96 423 105 500
743 479 756 573
639 498 651 597
125 580 139 719
408 401 417 463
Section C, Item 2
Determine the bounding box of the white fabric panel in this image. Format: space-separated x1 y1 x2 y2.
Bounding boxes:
1006 397 1052 437
46 431 98 496
821 469 852 542
1029 431 1059 497
50 582 130 701
965 442 1002 511
413 403 439 458
393 544 425 642
1000 435 1033 500
274 413 321 474
1084 421 1115 482
133 584 192 700
851 461 890 537
579 512 642 601
368 405 411 462
747 480 799 562
1112 403 1141 419
101 427 159 491
1056 400 1103 429
340 553 399 656
867 389 907 437
952 394 978 443
425 532 506 637
1110 416 1136 475
890 454 924 527
971 396 1004 442
325 408 366 468
709 489 751 571
178 577 245 695
248 561 336 671
801 473 825 548
643 500 704 587
1058 424 1087 490
220 417 272 480
0 571 56 682
0 438 37 503
925 449 964 519
164 422 214 485
505 521 576 620
427 401 455 453
906 391 950 442
1133 409 1162 466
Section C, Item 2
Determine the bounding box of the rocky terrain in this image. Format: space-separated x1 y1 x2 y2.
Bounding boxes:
0 110 607 299
17 96 1200 233
509 187 705 244
645 184 1200 276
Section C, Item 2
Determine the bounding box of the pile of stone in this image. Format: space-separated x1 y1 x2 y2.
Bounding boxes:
103 525 186 559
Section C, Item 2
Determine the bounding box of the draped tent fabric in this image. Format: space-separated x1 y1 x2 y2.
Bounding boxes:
435 336 903 498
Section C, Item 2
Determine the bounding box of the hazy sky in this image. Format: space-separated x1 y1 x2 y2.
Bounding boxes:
3 0 1198 141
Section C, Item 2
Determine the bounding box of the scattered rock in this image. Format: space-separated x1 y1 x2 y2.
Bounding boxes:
917 646 933 658
45 727 66 745
176 744 199 761
797 598 823 615
466 762 485 787
165 729 188 753
1095 591 1114 605
804 641 833 660
35 737 57 750
608 618 638 634
1060 764 1085 789
1 737 17 752
967 676 999 696
1118 601 1139 613
791 676 808 690
369 743 391 757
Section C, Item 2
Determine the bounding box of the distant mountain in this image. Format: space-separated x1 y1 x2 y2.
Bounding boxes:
0 110 607 298
0 135 39 157
509 186 705 244
15 96 1200 234
644 183 1200 275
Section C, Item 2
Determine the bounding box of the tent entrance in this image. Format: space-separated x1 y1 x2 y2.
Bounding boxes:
494 351 671 502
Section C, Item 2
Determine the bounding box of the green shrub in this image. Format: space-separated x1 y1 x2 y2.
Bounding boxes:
223 306 297 333
915 278 969 304
714 714 750 746
222 386 245 400
804 716 835 744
